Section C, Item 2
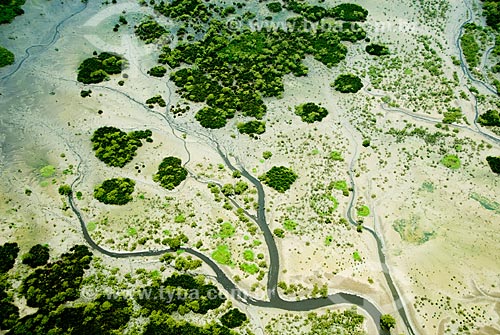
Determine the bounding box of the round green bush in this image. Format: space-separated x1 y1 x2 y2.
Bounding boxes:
332 73 363 93
94 178 135 205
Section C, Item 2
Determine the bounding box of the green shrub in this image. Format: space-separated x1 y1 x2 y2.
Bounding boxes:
237 120 266 136
263 151 272 159
22 244 49 268
135 19 167 43
58 185 72 196
147 65 167 77
94 178 135 205
220 308 247 328
332 73 363 93
153 156 188 190
329 3 368 21
146 95 166 107
0 46 15 67
0 242 19 273
259 166 298 192
266 2 282 13
195 107 232 129
380 314 396 330
366 43 390 56
478 110 500 126
295 102 328 123
273 228 285 238
486 156 500 174
442 107 463 124
329 151 344 161
77 52 125 84
460 24 480 68
91 127 152 167
441 154 461 169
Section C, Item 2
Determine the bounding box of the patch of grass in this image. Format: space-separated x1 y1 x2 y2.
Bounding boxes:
393 215 436 244
127 227 137 236
283 219 297 231
311 194 338 216
239 262 259 274
441 154 461 169
357 205 370 217
330 180 349 196
212 245 232 265
40 165 56 178
174 214 186 223
353 251 362 262
243 250 254 261
329 151 344 161
420 181 435 192
218 222 235 239
470 192 500 214
87 222 97 232
324 235 333 246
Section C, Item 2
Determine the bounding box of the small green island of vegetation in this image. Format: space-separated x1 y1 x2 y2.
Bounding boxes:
441 154 461 169
237 120 266 137
0 0 25 24
135 19 167 43
77 52 125 84
295 102 329 123
152 1 370 131
0 46 15 67
94 178 135 205
478 110 500 127
366 43 390 56
332 73 363 93
91 127 152 167
259 166 298 193
486 156 500 174
153 156 188 190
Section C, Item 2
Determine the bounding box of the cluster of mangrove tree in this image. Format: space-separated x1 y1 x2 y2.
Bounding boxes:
332 73 363 93
486 156 500 174
153 156 188 190
237 121 266 137
295 102 329 123
365 43 390 56
0 0 25 24
478 109 500 126
94 177 136 205
135 19 168 43
90 126 152 167
283 1 368 22
77 52 125 84
259 166 298 193
0 46 14 67
153 1 369 130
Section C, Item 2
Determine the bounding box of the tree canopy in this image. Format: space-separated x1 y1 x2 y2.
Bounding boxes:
77 52 125 84
295 102 329 123
22 244 49 268
0 0 25 24
153 156 188 190
486 156 500 174
94 178 136 205
0 46 14 67
478 109 500 126
380 314 396 330
259 166 298 192
220 308 247 328
366 43 390 56
332 73 363 93
90 127 152 167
